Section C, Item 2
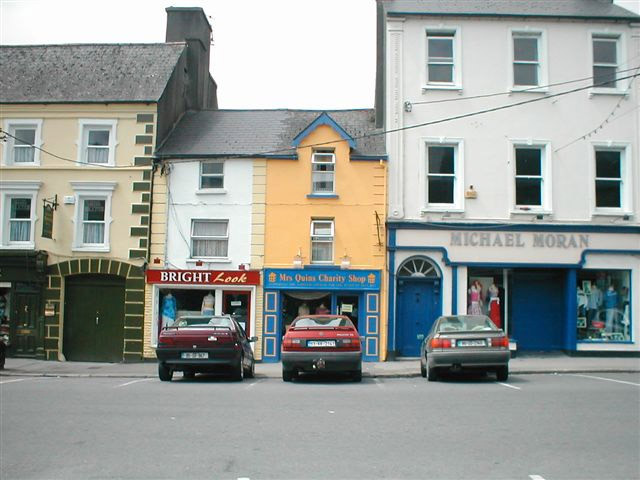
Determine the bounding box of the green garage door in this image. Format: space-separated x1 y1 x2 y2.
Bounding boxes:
63 275 125 362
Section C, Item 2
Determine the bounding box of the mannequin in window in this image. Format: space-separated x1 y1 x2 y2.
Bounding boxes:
487 281 501 328
161 292 177 330
201 292 214 316
298 302 310 316
603 284 619 333
315 303 329 315
467 280 483 316
587 281 602 327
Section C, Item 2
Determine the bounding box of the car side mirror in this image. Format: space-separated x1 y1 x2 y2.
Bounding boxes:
249 336 258 343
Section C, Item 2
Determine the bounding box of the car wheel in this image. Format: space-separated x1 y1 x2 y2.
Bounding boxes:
427 365 438 382
282 369 293 382
232 355 245 381
352 370 362 382
420 358 427 378
183 369 195 379
496 365 509 382
244 358 255 379
158 363 173 382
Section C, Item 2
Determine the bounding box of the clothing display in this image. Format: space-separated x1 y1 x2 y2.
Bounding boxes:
487 283 501 328
467 283 483 316
201 292 214 316
603 286 619 332
161 293 177 329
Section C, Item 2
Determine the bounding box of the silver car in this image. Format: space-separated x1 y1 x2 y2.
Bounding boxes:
420 315 510 382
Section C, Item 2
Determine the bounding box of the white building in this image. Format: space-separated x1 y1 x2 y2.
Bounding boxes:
376 0 640 356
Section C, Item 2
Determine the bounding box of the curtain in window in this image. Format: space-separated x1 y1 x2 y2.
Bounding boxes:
83 223 105 244
82 199 105 244
10 220 30 241
14 146 35 163
9 198 31 241
86 147 109 164
192 221 228 257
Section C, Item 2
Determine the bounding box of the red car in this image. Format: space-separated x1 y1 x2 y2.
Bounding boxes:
156 315 256 381
281 315 362 382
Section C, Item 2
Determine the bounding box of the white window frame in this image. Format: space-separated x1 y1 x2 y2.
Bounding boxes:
509 29 548 93
424 26 462 90
77 119 118 167
198 160 226 193
0 181 41 249
311 151 336 194
590 31 626 95
2 119 43 166
591 142 632 216
420 138 464 212
509 141 553 214
190 219 229 260
310 219 334 264
70 182 115 252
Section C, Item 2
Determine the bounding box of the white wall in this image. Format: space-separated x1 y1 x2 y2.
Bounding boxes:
386 16 639 224
165 159 254 268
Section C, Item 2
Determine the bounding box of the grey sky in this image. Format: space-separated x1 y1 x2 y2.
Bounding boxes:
1 0 638 109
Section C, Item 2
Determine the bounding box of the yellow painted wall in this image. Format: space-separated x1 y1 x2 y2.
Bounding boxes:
264 124 389 359
1 103 156 265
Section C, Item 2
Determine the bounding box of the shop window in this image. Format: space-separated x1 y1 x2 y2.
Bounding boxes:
200 161 224 189
191 219 229 258
311 150 335 194
310 219 334 263
577 270 631 342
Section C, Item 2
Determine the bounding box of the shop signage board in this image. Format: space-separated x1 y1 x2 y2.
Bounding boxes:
146 269 260 285
264 268 380 290
42 204 54 239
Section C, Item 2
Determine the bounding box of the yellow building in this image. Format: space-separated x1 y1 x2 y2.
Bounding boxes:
262 111 388 361
0 7 216 362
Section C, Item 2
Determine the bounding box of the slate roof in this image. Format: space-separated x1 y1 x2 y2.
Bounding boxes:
381 0 640 20
156 109 386 158
0 43 186 103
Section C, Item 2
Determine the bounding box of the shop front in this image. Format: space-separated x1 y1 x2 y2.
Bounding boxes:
145 269 261 351
388 224 639 356
262 268 382 362
0 250 48 359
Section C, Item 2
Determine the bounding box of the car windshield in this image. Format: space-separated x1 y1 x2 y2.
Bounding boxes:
174 316 233 329
292 316 354 328
437 315 498 332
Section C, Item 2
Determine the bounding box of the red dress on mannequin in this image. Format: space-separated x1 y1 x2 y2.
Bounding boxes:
487 284 501 328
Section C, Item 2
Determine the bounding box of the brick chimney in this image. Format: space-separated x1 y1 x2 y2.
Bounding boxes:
165 7 216 109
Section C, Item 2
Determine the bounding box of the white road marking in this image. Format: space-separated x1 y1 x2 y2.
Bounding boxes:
373 378 385 389
568 374 640 387
244 380 260 389
497 382 521 390
529 475 546 480
0 378 28 384
114 378 153 388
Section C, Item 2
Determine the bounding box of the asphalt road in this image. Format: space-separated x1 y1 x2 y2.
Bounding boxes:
1 372 639 480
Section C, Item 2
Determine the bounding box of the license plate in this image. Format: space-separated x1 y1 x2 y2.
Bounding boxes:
307 340 336 347
181 352 208 359
457 340 486 347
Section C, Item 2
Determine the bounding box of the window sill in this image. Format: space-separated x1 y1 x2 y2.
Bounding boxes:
0 243 36 250
186 258 232 266
511 209 553 216
592 210 632 218
422 207 464 214
510 87 549 94
307 194 339 199
422 84 462 92
72 245 110 253
196 188 227 195
590 88 628 97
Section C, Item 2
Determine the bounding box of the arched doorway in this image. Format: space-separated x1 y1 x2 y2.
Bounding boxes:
396 257 442 356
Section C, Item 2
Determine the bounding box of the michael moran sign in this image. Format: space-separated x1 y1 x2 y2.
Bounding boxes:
450 232 590 249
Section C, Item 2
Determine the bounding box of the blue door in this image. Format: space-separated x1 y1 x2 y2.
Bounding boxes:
397 280 440 356
511 270 565 350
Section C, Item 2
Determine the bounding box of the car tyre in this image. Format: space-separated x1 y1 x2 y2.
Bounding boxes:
496 365 509 382
352 370 362 382
244 358 255 379
282 369 293 382
232 355 245 381
420 359 427 378
158 363 173 382
427 365 438 382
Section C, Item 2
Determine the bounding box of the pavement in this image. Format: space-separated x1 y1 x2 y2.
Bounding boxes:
1 353 638 379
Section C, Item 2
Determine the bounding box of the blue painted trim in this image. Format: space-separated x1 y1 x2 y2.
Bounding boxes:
451 265 458 315
386 222 640 234
350 155 388 161
389 245 640 268
565 269 577 351
306 194 339 199
387 229 397 355
291 112 357 148
264 154 298 160
577 340 636 344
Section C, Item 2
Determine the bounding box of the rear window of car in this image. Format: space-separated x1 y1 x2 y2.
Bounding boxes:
437 316 497 332
292 316 354 328
174 316 234 329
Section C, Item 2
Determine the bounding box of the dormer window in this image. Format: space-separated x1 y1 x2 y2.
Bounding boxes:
311 150 335 194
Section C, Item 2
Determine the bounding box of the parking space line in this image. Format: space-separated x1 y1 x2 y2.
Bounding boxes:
0 378 29 385
244 380 261 389
529 475 546 480
497 382 521 390
567 374 640 387
114 378 154 388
